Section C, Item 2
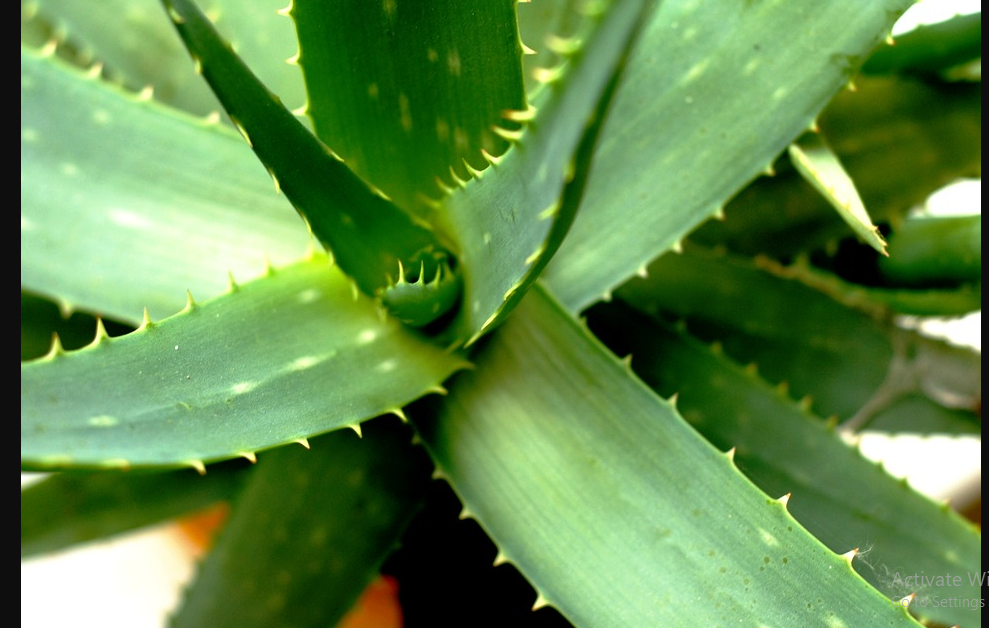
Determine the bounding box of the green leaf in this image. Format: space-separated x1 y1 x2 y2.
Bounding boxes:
23 0 306 118
438 0 660 346
413 285 923 627
160 0 455 305
690 74 982 259
21 254 469 471
20 46 308 324
170 419 432 628
863 11 982 77
21 463 249 558
543 0 918 311
788 132 887 255
879 214 981 288
613 244 981 431
762 252 982 318
586 301 982 628
293 0 526 217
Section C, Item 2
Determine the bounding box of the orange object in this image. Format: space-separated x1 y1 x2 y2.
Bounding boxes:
173 503 404 627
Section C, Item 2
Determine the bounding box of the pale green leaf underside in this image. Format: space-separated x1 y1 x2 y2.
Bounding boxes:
788 132 887 255
293 0 526 218
20 47 309 324
171 421 431 628
414 285 922 628
542 0 916 311
21 254 468 471
587 304 981 628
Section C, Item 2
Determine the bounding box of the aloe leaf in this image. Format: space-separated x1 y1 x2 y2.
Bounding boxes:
690 73 981 259
21 462 249 558
863 11 982 77
21 254 469 471
412 285 923 627
170 419 432 628
516 0 585 95
614 244 981 433
21 291 131 362
788 132 887 255
587 302 982 628
292 0 526 218
20 46 308 324
160 0 454 304
23 0 305 118
765 253 982 318
542 0 917 311
879 214 981 288
437 0 660 346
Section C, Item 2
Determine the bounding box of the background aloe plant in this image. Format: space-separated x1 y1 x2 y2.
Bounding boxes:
21 0 981 627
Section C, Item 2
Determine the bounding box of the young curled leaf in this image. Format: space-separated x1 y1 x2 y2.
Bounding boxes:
379 250 462 328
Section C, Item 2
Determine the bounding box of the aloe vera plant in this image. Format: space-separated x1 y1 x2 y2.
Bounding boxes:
21 1 981 627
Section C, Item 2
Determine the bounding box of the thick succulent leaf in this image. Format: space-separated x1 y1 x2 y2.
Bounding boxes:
412 285 923 628
21 291 134 362
170 420 432 628
542 0 918 312
437 0 660 346
292 0 526 218
21 254 469 471
879 214 981 288
863 11 982 77
20 46 308 324
587 302 982 628
21 462 249 558
160 0 452 302
23 0 305 118
765 253 982 318
615 244 981 433
788 132 887 255
690 73 981 259
516 0 585 94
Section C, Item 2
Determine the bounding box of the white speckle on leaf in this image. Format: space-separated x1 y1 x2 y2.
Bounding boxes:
376 358 397 373
684 59 708 81
88 415 119 427
22 128 38 143
296 288 320 304
454 127 469 153
109 208 153 230
358 329 378 344
759 528 779 547
289 355 320 371
447 48 462 76
59 162 79 177
231 381 257 395
92 109 111 125
436 118 450 142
